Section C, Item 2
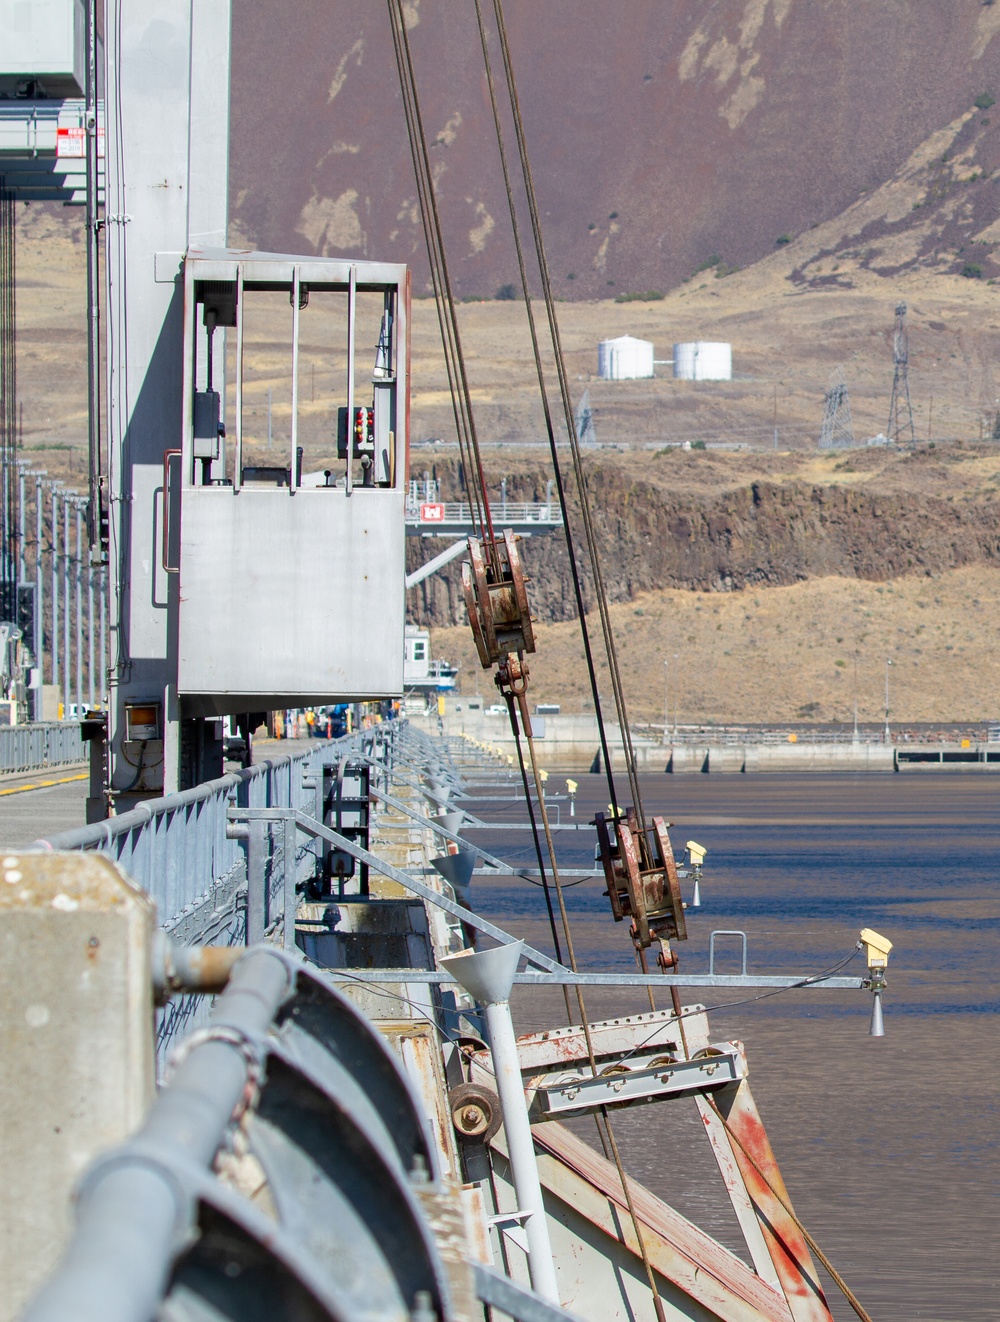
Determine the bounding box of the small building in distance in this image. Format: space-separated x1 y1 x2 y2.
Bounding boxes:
673 341 732 381
598 335 654 380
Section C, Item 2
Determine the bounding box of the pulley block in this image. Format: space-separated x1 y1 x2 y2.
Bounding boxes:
594 809 688 949
448 1082 502 1142
463 530 535 668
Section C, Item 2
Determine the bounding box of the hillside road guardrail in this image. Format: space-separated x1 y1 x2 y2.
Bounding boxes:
0 722 85 775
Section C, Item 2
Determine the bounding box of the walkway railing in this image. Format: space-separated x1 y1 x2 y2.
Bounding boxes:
0 721 85 775
35 727 397 940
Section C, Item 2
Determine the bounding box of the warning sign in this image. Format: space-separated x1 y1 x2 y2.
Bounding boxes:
420 503 446 522
56 127 105 158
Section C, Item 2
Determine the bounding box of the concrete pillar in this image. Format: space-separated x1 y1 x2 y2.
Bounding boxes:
0 852 155 1319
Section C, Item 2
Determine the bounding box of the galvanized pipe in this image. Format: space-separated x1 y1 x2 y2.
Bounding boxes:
21 947 293 1322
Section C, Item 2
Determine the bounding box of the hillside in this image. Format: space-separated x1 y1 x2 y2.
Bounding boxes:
229 0 1000 298
431 564 1000 726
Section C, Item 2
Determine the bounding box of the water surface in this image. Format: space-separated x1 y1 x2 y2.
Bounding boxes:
466 771 1000 1321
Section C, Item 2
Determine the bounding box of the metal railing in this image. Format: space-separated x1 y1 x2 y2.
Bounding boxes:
0 721 85 774
35 728 397 938
405 500 562 524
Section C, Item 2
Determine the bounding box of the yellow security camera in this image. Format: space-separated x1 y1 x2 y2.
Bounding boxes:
686 841 707 867
860 928 893 968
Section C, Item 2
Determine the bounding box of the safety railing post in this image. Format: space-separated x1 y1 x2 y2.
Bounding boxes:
246 817 267 945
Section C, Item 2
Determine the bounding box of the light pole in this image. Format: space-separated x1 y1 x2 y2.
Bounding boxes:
884 658 892 743
663 658 669 746
673 652 680 740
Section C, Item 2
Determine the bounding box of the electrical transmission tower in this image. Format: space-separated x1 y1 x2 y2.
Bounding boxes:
574 388 596 446
818 368 854 449
887 301 915 446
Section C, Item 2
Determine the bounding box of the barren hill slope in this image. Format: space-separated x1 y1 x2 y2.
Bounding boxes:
230 0 1000 298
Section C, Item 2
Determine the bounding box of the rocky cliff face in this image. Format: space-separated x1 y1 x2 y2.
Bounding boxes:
231 1 1000 299
407 449 1000 625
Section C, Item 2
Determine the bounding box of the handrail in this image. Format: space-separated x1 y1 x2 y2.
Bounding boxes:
161 449 181 574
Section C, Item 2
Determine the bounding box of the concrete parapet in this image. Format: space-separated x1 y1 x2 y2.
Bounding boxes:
0 852 155 1320
418 712 947 773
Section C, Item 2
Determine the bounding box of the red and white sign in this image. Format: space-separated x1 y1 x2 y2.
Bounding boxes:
56 126 105 158
420 503 446 522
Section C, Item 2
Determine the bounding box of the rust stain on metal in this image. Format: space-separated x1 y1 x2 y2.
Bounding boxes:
722 1085 832 1321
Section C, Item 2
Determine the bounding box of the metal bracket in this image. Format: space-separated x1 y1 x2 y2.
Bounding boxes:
709 930 748 977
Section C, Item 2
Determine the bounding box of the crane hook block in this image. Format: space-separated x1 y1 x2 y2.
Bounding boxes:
463 530 536 668
594 809 688 949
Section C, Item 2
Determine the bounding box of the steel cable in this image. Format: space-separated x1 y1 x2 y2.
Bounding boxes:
703 1096 874 1322
387 0 499 564
487 0 647 828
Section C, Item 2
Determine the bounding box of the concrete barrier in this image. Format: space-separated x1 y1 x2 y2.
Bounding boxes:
418 713 1000 773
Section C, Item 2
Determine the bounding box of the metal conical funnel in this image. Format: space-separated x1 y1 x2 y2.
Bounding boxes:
430 811 465 839
431 850 479 895
692 877 701 908
440 941 523 1006
869 990 885 1037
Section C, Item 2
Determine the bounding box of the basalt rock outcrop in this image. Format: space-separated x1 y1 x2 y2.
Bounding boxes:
407 454 1000 626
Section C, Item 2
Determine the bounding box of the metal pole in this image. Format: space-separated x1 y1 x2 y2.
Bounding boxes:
62 496 70 717
51 487 59 698
440 943 560 1304
884 658 891 743
99 565 106 706
20 949 294 1322
87 560 95 710
662 659 669 746
34 472 44 714
672 652 679 740
75 500 83 715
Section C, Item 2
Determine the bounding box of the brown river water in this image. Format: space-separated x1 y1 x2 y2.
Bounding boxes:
465 770 1000 1322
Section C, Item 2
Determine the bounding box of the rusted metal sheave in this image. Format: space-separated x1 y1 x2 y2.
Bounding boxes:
462 530 535 668
595 809 687 948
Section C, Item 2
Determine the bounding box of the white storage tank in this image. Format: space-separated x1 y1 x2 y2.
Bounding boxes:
597 335 654 380
673 342 732 381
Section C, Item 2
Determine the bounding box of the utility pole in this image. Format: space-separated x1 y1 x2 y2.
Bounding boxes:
887 302 915 446
673 652 679 740
663 658 669 746
884 658 892 743
772 381 778 450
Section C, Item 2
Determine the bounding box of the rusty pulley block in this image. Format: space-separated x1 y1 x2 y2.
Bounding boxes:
463 530 535 669
593 809 687 949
